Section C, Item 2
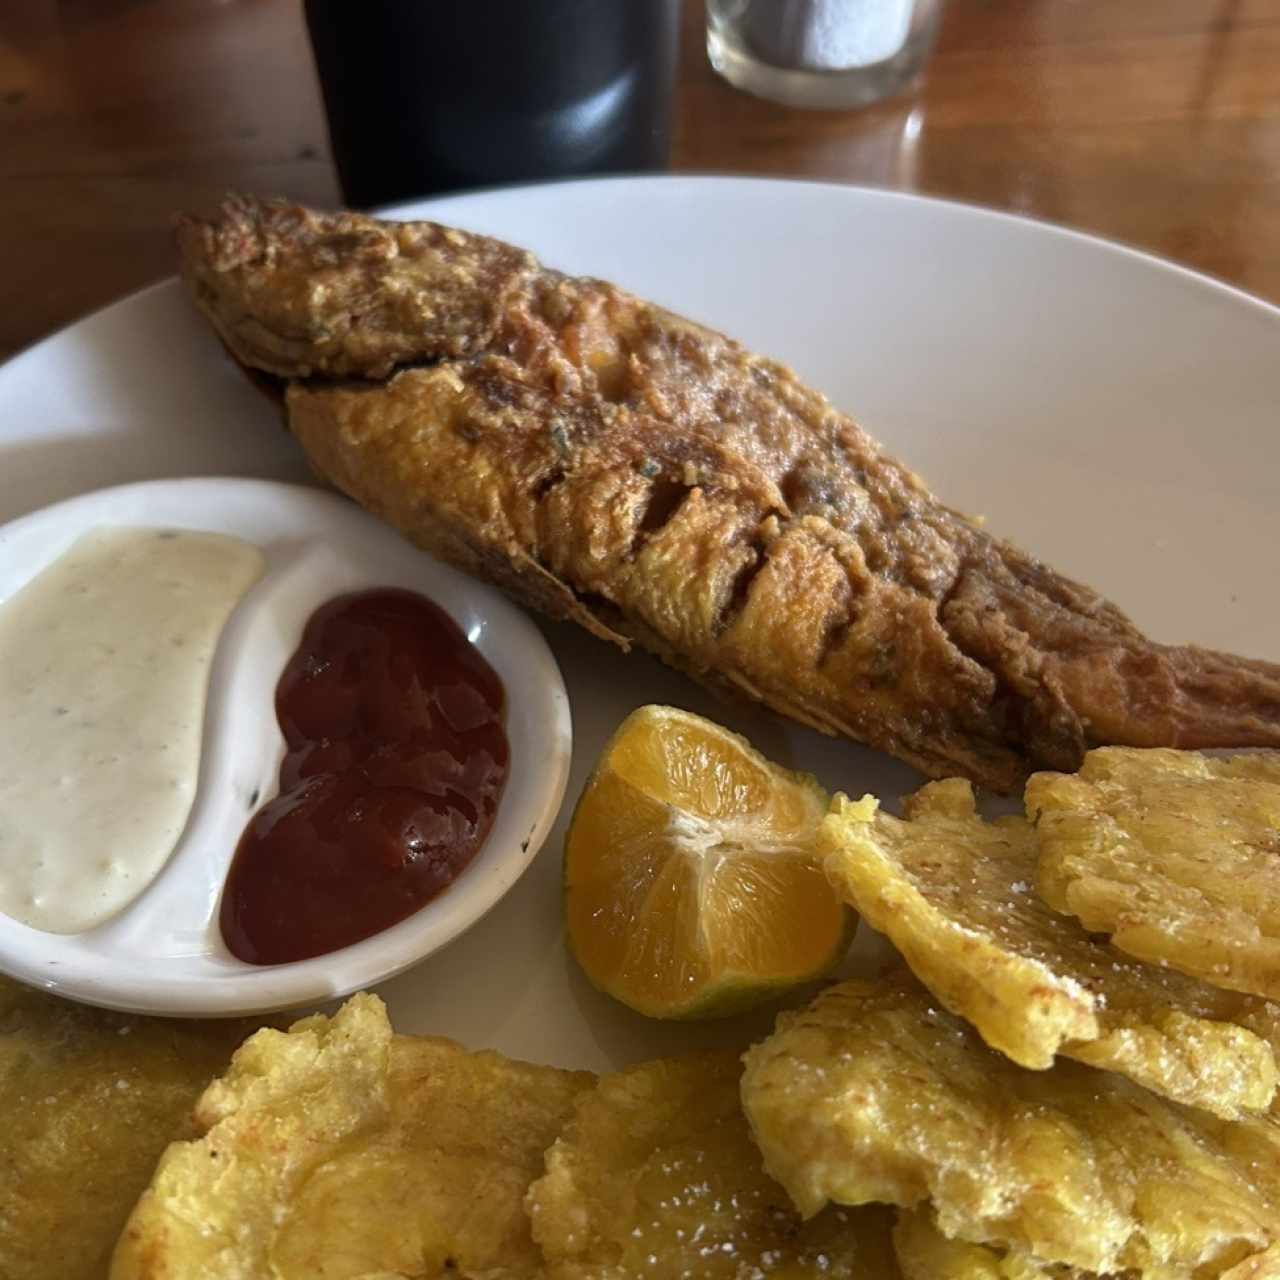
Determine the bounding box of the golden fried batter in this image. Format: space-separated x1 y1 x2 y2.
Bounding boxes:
175 197 1280 792
1028 749 1280 1000
820 779 1280 1117
892 1210 1093 1279
898 1208 1280 1280
739 976 1280 1276
112 994 591 1279
892 1212 1280 1279
527 1050 899 1278
176 200 536 379
0 975 254 1280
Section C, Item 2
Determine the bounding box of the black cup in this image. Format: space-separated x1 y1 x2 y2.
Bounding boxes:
304 0 680 209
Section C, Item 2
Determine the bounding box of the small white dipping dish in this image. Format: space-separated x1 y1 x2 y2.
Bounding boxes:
0 478 572 1016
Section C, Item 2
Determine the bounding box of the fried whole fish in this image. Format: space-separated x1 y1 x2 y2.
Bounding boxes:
177 196 1280 790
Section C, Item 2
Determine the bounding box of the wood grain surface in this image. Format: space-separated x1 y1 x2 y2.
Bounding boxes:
0 0 1276 358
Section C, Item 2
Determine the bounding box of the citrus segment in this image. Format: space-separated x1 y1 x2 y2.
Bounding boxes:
564 705 850 1018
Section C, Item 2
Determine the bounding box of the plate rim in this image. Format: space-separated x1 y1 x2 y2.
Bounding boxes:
0 173 1276 1063
1 175 1274 381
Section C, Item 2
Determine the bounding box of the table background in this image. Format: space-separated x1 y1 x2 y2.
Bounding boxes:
1 0 1277 360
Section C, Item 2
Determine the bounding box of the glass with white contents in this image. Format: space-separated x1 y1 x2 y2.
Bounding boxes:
707 0 942 110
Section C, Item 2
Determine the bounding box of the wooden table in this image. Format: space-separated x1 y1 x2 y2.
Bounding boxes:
1 0 1277 360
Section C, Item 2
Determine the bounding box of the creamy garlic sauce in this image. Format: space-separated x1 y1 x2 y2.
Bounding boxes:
0 527 264 933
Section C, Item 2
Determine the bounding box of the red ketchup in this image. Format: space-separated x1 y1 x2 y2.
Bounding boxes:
220 589 508 965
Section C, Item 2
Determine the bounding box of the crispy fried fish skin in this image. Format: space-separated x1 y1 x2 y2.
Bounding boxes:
111 994 591 1280
0 977 254 1280
175 195 537 379
526 1049 900 1279
176 196 1280 792
820 779 1280 1117
1028 749 1280 1000
739 976 1280 1277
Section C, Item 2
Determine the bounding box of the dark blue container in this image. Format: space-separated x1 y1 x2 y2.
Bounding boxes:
305 0 680 208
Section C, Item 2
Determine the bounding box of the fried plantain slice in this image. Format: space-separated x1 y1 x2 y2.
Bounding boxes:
892 1209 1095 1279
740 976 1280 1277
1028 748 1280 1000
820 779 1280 1117
891 1211 1280 1280
527 1049 900 1278
0 976 256 1280
893 1210 1280 1280
112 994 592 1279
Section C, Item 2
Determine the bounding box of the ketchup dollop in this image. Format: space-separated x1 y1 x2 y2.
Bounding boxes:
220 589 509 965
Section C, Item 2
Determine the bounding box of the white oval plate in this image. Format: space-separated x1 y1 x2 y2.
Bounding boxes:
0 478 571 1016
0 177 1277 1066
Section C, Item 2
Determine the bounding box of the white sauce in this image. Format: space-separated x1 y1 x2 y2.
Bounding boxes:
0 528 264 933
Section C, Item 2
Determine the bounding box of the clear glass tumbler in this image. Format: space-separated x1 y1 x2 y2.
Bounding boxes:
707 0 942 110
